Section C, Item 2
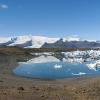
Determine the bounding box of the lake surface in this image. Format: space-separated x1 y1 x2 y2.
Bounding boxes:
13 52 100 79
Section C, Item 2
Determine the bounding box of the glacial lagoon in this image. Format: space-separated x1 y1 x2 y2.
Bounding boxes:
13 51 100 79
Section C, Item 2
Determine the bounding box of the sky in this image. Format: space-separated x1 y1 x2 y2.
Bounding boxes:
0 0 100 40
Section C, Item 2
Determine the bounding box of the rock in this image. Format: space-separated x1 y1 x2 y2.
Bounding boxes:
17 86 24 90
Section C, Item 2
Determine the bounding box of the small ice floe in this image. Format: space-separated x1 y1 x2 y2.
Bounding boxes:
96 60 100 66
86 60 100 71
72 72 86 76
86 63 97 71
63 57 84 64
54 64 62 69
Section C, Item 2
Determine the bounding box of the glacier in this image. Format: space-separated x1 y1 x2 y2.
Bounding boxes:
0 35 100 48
4 35 60 48
0 35 82 48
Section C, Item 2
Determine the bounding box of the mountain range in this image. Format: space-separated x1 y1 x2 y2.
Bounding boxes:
0 35 100 48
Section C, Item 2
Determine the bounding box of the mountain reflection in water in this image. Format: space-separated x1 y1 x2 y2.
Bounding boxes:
13 52 100 79
0 52 100 79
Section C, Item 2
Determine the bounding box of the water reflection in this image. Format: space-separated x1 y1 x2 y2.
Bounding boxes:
1 52 100 79
13 52 100 79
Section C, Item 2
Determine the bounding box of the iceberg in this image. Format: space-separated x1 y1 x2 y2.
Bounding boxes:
72 72 86 76
54 64 62 69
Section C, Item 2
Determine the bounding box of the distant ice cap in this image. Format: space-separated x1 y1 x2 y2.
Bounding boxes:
63 34 80 42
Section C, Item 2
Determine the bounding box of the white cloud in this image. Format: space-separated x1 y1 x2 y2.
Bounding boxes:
0 4 8 9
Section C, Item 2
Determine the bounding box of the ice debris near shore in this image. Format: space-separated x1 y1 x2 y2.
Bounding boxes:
17 50 100 77
31 50 100 63
20 50 100 71
63 50 100 60
86 60 100 71
60 50 100 63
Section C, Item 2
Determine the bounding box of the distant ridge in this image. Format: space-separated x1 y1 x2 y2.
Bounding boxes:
0 35 100 48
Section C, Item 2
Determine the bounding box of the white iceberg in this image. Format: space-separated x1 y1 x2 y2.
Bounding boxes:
86 60 100 71
86 63 97 71
54 64 62 69
72 72 86 76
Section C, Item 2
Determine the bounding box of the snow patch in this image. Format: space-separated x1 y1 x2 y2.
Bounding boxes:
0 37 11 43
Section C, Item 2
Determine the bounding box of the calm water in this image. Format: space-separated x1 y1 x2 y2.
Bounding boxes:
13 53 100 79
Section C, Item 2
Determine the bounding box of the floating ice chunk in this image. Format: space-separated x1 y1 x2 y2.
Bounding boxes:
86 63 97 71
96 60 100 66
72 72 86 76
63 50 100 61
86 60 100 71
63 57 84 63
54 64 62 69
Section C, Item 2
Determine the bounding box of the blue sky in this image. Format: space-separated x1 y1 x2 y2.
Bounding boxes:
0 0 100 40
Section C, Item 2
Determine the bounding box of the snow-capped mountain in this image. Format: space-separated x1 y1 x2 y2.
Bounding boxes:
42 39 100 48
0 35 80 48
9 35 60 48
0 35 100 48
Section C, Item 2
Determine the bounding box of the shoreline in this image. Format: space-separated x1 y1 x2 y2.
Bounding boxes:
0 73 100 100
0 46 100 55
